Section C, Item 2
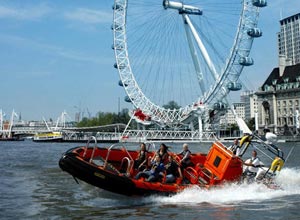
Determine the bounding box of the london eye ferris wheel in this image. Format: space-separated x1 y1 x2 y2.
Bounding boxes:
112 0 267 128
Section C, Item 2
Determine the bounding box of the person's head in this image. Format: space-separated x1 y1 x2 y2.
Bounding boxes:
160 143 168 152
234 139 238 145
140 143 146 151
168 155 174 162
252 150 257 158
183 143 188 151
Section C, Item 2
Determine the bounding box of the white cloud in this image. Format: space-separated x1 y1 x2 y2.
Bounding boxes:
0 4 52 20
0 33 110 65
64 8 112 24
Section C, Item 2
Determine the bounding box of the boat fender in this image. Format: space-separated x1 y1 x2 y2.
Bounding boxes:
270 157 284 172
239 135 252 147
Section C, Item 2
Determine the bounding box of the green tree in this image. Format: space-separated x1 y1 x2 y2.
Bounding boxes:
76 108 130 127
247 118 255 131
163 101 181 110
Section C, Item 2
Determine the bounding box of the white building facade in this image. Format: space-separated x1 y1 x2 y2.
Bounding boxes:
220 103 245 126
240 91 258 121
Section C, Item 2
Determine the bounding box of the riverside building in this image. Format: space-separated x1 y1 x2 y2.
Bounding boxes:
278 13 300 65
255 13 300 135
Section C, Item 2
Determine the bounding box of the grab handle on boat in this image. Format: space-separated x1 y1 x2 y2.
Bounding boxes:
120 157 134 176
83 136 98 162
103 143 134 174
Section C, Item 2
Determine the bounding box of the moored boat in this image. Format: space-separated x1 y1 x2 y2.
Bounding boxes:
33 131 63 142
59 134 285 196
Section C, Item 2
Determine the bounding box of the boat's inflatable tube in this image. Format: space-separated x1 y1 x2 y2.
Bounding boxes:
270 157 284 172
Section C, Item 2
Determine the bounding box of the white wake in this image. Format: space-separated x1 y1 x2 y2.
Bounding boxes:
150 167 300 206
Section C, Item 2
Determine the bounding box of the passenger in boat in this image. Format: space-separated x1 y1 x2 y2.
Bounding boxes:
134 143 148 171
153 143 169 164
227 139 241 156
264 129 280 150
243 150 264 181
165 155 183 183
178 143 192 168
135 155 165 182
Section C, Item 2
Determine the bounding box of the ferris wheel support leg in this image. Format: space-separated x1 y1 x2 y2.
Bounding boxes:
198 115 203 141
122 113 134 137
182 16 205 94
183 14 219 81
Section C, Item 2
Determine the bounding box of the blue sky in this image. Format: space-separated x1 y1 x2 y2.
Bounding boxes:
0 0 299 121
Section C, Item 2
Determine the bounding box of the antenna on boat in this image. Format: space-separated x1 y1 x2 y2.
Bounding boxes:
284 146 295 164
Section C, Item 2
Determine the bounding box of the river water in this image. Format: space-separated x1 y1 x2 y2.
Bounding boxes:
1 140 300 220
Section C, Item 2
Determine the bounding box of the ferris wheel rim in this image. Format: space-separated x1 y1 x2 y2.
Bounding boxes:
113 0 263 125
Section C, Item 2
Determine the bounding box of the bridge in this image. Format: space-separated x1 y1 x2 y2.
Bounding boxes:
0 124 126 142
1 123 218 143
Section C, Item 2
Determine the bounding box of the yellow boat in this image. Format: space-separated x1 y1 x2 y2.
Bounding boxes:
33 131 63 142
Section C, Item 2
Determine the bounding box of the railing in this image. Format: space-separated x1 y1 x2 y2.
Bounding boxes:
6 126 220 143
83 136 98 162
120 129 217 142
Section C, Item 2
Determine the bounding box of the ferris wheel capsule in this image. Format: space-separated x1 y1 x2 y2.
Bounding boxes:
118 80 128 87
111 23 122 31
112 3 123 11
252 0 267 7
112 44 123 50
227 82 242 91
114 63 126 70
239 57 254 66
213 102 227 111
124 96 132 103
247 28 263 38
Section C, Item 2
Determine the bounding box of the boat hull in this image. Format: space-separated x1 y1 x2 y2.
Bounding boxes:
59 141 246 196
59 150 172 196
33 137 63 142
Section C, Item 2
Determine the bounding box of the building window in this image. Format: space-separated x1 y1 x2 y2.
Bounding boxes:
283 118 287 125
289 117 293 126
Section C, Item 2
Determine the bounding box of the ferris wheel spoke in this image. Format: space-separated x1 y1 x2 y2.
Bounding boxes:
183 14 219 81
183 16 205 95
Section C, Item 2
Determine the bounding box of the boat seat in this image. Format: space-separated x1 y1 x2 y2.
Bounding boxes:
195 163 219 185
197 175 208 185
183 167 199 184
